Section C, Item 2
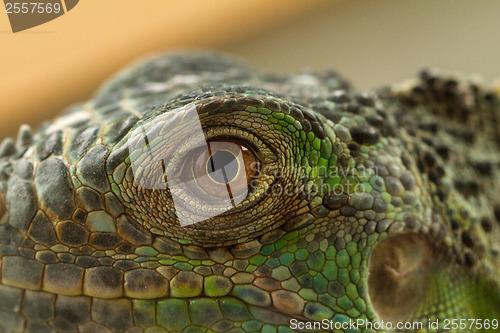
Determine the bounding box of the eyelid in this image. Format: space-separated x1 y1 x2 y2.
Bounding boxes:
119 102 280 240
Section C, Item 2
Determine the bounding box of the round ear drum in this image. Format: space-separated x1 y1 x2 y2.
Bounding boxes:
367 233 432 323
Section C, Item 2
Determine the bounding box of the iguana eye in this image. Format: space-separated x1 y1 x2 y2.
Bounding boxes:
119 103 278 232
184 139 259 202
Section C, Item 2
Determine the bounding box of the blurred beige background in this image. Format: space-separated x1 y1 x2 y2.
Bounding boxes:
2 0 500 139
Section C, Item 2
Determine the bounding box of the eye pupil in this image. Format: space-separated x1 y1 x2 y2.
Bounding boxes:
189 140 258 202
206 150 239 184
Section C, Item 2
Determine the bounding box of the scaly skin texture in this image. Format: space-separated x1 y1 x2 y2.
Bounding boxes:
0 52 499 333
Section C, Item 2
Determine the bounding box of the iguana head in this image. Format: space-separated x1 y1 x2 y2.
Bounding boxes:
0 52 498 332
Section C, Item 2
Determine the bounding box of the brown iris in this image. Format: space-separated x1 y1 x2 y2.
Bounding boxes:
191 140 259 203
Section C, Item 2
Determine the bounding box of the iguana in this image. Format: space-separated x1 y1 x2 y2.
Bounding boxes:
0 52 498 332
